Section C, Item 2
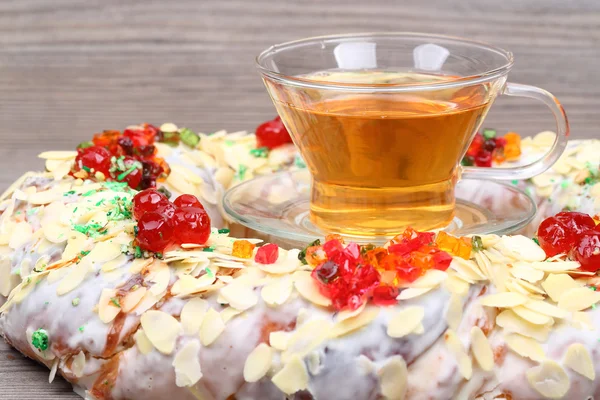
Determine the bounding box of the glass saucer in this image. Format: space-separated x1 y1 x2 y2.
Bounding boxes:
223 169 536 246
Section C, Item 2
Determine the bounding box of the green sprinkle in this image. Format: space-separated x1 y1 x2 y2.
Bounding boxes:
532 237 540 246
294 154 307 169
511 179 519 185
31 329 49 351
134 226 139 236
180 127 200 148
202 246 215 252
155 252 163 259
77 141 94 149
44 301 49 305
117 164 140 181
110 297 121 308
471 236 484 252
561 180 570 189
157 187 172 199
225 140 235 147
82 165 92 173
589 286 597 291
73 207 78 213
78 326 85 333
103 181 128 191
64 190 76 196
218 228 230 234
461 157 474 167
82 190 96 197
235 164 248 181
206 267 214 278
298 239 321 265
249 147 269 158
95 199 106 206
72 298 80 306
134 246 143 258
482 128 496 139
27 207 40 216
73 222 105 238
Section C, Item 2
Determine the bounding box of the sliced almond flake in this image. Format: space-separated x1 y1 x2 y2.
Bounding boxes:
167 170 198 196
101 254 128 272
513 279 546 295
397 287 433 300
387 306 424 338
474 252 492 279
38 150 78 160
47 267 69 284
510 262 545 283
173 340 203 387
533 131 557 147
470 326 494 371
87 241 121 264
56 260 91 296
217 275 233 284
524 300 568 319
244 343 274 383
483 248 510 265
0 257 19 297
526 360 570 399
444 329 472 380
444 273 471 296
571 311 593 330
257 249 302 275
336 302 367 322
215 167 235 189
171 274 217 297
146 262 171 296
282 319 332 363
499 235 546 262
542 274 581 302
270 331 292 351
563 343 595 380
293 270 331 307
512 305 553 325
219 281 258 311
98 288 121 323
378 356 408 400
171 164 204 184
480 292 529 308
9 222 32 249
29 190 61 205
220 307 244 323
261 276 293 307
140 310 183 355
180 298 208 335
558 287 600 311
408 269 447 288
451 258 486 281
496 310 551 342
42 222 69 244
52 160 72 181
121 287 148 313
529 260 580 272
71 351 86 378
271 355 309 395
49 358 59 383
489 263 510 292
446 294 463 330
412 323 424 335
480 234 501 248
504 279 532 296
61 232 89 262
505 333 545 362
134 329 154 355
200 308 225 346
330 306 379 338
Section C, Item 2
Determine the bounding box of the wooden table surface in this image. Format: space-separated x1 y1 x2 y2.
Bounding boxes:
1 0 599 398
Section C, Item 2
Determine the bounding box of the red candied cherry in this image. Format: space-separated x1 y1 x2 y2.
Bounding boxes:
495 137 507 149
314 260 339 284
555 211 596 236
136 212 174 253
483 139 496 152
156 202 176 219
574 231 600 272
372 285 399 306
537 216 577 257
75 145 112 176
255 243 279 264
255 116 293 150
172 207 211 245
466 133 484 157
132 189 170 220
123 128 152 147
173 194 204 209
475 150 493 167
114 156 143 189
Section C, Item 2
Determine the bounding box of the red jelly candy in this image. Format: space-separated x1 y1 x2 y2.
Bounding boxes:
466 133 484 157
555 211 596 236
172 207 211 245
537 216 577 257
475 150 493 167
115 156 143 189
395 261 423 283
255 243 279 264
495 137 507 149
575 231 600 271
173 194 204 209
136 212 174 253
372 285 399 306
255 116 293 150
323 239 344 257
432 251 452 271
132 189 170 220
75 146 112 176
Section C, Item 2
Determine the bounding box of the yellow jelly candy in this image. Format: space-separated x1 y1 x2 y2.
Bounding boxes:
232 240 256 259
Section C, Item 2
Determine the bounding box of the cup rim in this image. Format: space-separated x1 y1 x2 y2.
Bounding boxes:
256 32 514 92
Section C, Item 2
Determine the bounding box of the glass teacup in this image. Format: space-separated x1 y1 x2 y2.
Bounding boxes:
256 33 569 236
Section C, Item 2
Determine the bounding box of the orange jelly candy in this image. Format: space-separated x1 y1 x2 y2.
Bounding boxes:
435 231 459 253
435 232 471 259
232 240 255 259
365 247 388 269
455 237 472 260
305 245 327 266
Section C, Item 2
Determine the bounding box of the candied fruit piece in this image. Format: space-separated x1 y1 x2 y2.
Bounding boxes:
232 240 255 259
255 116 293 150
574 231 600 272
435 231 459 253
475 150 493 167
298 239 321 265
504 144 521 161
255 243 279 264
455 237 472 260
555 211 596 236
305 245 327 266
314 261 339 284
432 251 452 271
537 216 576 257
323 239 344 257
364 247 388 269
504 132 521 145
395 262 423 283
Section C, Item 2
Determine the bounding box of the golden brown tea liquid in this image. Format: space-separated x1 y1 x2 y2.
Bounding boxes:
269 71 492 235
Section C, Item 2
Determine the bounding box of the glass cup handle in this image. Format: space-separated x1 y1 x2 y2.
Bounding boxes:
461 82 570 181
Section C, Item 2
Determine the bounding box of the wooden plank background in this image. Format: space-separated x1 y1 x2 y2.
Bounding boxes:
0 0 599 397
